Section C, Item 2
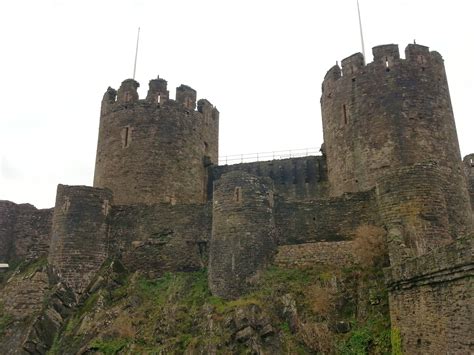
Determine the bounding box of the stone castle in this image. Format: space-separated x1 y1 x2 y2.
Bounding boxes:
1 43 473 353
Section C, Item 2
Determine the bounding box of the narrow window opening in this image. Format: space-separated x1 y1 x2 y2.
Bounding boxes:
124 127 129 147
385 57 390 72
122 126 131 148
204 142 209 154
343 104 348 124
234 187 242 202
157 93 161 103
470 158 473 166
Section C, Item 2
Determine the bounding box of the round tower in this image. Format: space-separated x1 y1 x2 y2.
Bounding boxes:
48 184 113 294
93 76 219 205
209 171 277 299
321 43 472 236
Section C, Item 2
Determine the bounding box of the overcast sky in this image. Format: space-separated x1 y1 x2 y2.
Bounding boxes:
1 0 473 208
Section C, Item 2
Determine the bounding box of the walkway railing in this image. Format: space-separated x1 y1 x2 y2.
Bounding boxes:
219 147 320 165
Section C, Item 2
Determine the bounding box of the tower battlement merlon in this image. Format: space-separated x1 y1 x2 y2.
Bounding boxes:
341 52 365 77
176 84 197 110
372 44 400 67
117 79 140 104
197 99 219 119
146 76 169 104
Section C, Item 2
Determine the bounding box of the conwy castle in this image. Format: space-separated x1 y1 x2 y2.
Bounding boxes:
1 43 473 353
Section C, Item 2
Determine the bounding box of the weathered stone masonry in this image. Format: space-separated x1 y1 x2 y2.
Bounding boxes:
1 43 473 354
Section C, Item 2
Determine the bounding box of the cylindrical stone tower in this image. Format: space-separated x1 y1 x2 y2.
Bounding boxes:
93 77 219 205
209 171 277 299
376 162 452 263
48 184 113 294
321 43 472 236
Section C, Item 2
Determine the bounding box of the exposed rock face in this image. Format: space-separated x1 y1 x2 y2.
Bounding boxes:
0 261 75 355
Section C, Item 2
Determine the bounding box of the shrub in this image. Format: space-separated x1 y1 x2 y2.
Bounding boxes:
352 225 388 267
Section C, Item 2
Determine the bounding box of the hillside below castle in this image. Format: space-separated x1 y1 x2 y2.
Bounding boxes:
1 43 473 354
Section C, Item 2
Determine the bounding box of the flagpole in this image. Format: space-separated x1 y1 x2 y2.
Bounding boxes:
133 27 140 80
357 0 366 63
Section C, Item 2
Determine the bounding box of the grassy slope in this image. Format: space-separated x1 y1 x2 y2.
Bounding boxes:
49 261 392 354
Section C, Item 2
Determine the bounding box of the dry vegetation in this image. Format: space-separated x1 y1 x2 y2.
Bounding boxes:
352 225 389 267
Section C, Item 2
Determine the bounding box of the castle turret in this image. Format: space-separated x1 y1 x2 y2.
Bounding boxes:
209 171 277 299
93 77 219 205
48 184 112 294
321 43 472 237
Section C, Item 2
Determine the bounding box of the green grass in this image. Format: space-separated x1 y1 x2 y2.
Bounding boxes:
90 338 129 355
51 263 392 354
0 303 12 337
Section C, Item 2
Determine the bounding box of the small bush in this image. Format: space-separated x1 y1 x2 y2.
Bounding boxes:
305 285 334 317
352 225 388 267
299 322 333 353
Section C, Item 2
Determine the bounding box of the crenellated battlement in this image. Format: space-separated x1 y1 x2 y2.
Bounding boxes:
100 77 217 118
94 75 219 205
322 43 444 92
321 42 471 236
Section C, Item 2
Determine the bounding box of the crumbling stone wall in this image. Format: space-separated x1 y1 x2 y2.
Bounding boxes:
213 156 328 201
385 237 473 354
108 203 212 276
209 171 277 299
48 185 112 294
94 78 219 205
0 201 52 264
321 44 471 234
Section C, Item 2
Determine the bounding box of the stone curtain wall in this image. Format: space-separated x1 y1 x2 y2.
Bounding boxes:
213 156 328 201
108 203 212 276
94 78 219 205
0 201 52 263
274 241 356 269
274 189 380 245
385 237 473 354
48 185 113 294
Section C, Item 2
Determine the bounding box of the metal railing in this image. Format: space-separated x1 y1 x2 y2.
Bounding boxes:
219 147 320 165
